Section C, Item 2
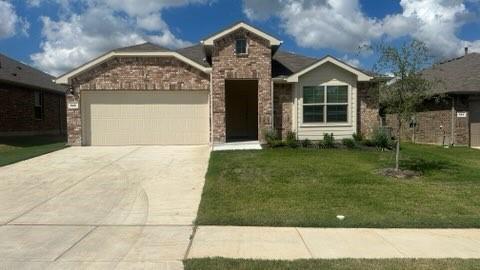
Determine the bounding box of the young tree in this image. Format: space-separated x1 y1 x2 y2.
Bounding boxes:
374 40 434 171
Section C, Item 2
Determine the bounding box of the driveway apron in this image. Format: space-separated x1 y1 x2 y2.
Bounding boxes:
0 145 210 270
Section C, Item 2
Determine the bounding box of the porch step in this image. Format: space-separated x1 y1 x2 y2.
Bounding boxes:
213 141 262 151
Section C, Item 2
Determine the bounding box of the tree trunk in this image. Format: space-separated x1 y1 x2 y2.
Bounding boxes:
396 118 402 171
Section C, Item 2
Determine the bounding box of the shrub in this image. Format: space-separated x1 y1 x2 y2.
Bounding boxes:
264 129 282 148
323 133 336 148
372 127 393 150
342 138 356 149
301 139 312 148
362 139 375 147
271 140 286 148
352 132 363 142
286 131 299 148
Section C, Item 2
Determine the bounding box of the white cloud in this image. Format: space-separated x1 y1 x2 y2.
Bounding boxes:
26 0 42 7
30 0 210 75
341 55 361 67
243 0 480 59
243 0 283 20
0 0 29 39
386 0 479 57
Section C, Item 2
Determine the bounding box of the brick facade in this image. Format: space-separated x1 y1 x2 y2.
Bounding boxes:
66 56 210 145
0 84 66 136
211 28 272 143
357 82 380 138
273 83 293 139
385 96 470 146
63 28 381 146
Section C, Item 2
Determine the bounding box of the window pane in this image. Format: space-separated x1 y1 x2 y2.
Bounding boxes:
303 86 324 104
236 39 247 54
34 91 41 106
303 105 324 123
327 105 348 122
35 107 42 119
327 86 348 103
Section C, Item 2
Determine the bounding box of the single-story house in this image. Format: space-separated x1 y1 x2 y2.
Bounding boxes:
385 50 480 147
56 22 380 146
0 53 67 137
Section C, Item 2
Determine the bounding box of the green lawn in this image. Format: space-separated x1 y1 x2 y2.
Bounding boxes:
0 136 67 166
184 258 480 270
196 144 480 228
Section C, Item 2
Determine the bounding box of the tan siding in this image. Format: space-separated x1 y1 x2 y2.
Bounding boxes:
293 62 358 140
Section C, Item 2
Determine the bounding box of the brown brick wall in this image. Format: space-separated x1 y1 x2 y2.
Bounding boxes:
67 56 210 145
211 28 272 143
0 84 66 136
385 96 470 146
273 83 293 139
357 82 380 138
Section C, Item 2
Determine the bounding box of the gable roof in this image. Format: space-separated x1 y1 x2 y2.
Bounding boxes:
422 53 480 94
272 50 318 77
113 42 170 53
175 44 209 67
201 22 282 46
285 55 373 82
55 42 212 84
0 53 66 94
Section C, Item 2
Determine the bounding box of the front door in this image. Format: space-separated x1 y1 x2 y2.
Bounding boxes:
225 80 258 141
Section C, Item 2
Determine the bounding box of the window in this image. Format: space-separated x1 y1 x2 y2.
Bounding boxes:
235 38 247 55
34 91 44 120
303 86 324 123
302 85 348 123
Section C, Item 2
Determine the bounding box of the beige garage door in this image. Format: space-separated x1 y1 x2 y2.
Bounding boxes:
82 91 209 146
471 99 480 147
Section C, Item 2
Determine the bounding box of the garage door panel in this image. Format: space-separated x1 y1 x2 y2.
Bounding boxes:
82 91 209 146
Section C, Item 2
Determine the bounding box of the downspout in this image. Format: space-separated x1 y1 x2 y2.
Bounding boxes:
209 72 214 148
451 96 455 146
271 79 274 137
58 94 62 136
296 84 299 140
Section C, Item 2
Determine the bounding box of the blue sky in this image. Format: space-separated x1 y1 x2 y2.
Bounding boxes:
1 0 479 75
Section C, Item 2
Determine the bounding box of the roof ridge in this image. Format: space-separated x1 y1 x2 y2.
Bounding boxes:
276 50 318 60
436 52 480 65
113 41 171 52
176 43 203 51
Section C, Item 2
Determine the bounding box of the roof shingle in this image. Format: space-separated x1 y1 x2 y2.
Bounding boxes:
175 44 209 67
0 53 66 94
113 42 171 53
422 53 480 94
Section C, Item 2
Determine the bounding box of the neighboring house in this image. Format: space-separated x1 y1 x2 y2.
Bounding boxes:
56 22 380 146
385 50 480 147
0 53 67 137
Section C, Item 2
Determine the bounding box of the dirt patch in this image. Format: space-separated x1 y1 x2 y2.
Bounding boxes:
378 168 422 179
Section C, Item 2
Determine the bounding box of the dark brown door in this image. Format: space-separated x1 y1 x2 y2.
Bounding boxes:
225 80 258 141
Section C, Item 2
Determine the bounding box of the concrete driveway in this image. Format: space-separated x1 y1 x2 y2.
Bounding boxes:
0 145 210 269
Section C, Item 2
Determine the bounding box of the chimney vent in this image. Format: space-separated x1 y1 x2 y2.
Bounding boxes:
465 47 469 55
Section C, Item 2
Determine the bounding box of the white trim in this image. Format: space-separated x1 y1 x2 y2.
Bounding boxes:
202 22 282 46
300 84 351 126
286 56 373 83
55 51 212 84
234 38 248 55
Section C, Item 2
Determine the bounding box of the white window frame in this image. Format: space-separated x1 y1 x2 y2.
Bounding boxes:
234 38 248 55
302 84 350 125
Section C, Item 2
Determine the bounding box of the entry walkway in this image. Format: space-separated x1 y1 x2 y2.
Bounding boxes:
188 226 480 260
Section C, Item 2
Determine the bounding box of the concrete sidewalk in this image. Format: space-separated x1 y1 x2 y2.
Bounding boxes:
187 226 480 260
